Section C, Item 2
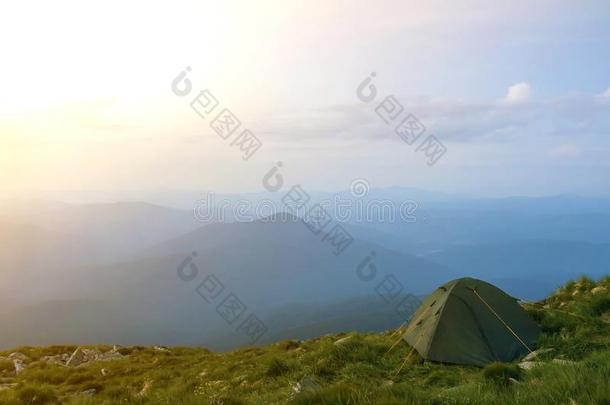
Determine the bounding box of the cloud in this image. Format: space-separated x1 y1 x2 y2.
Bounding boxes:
603 87 610 98
255 89 610 145
549 144 582 158
505 82 532 103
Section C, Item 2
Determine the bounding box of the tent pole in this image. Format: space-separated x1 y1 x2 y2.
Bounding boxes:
388 302 435 357
472 288 533 353
394 332 424 376
384 333 406 355
389 321 408 338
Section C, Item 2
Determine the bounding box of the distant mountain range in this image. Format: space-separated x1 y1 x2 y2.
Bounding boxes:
0 212 449 350
1 192 609 349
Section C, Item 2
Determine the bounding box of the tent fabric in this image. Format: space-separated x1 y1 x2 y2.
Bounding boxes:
402 277 540 367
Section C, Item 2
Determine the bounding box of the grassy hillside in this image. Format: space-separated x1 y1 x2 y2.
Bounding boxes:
0 276 608 405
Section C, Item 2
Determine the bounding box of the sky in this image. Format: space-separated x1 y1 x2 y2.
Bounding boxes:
1 0 610 200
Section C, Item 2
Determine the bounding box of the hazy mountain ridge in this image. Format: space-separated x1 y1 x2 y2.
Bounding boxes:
0 214 451 350
2 193 610 350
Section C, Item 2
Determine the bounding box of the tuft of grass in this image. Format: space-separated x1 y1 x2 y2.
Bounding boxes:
209 396 250 405
424 369 462 387
590 294 610 316
293 383 360 405
482 362 521 385
16 384 59 405
0 359 14 375
264 357 293 377
276 340 301 350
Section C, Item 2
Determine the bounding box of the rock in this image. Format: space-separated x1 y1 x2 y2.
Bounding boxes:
13 360 26 375
64 347 123 367
518 361 542 370
552 359 576 365
233 375 248 384
97 350 124 362
382 380 394 387
572 290 581 297
66 347 101 367
101 368 110 376
8 353 28 362
522 348 554 362
592 286 608 295
137 380 153 398
508 377 521 385
290 375 321 399
41 353 70 366
153 345 170 353
81 388 96 396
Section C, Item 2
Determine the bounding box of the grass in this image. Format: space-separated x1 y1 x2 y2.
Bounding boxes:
481 362 521 385
0 276 608 404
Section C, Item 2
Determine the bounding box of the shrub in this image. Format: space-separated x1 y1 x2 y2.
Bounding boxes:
576 276 596 292
277 340 301 350
539 311 579 333
590 295 610 316
116 347 134 356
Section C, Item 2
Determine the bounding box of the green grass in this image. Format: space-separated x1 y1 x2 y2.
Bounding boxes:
0 276 608 404
481 362 522 385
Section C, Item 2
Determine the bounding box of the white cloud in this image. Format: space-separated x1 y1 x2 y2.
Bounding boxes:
603 87 610 98
549 144 582 158
505 82 532 103
259 89 610 146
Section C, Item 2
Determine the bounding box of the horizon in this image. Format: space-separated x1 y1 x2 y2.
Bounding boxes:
4 186 610 206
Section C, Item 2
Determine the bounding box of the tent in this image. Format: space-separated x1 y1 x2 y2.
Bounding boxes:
402 277 540 367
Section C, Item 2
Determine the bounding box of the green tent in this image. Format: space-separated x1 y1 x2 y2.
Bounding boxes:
402 278 540 367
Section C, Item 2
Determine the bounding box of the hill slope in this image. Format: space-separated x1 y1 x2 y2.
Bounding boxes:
0 276 608 404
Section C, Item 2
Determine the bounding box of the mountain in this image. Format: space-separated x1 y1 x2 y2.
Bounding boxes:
0 200 201 265
0 215 452 350
262 295 423 343
140 214 453 304
3 194 610 349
